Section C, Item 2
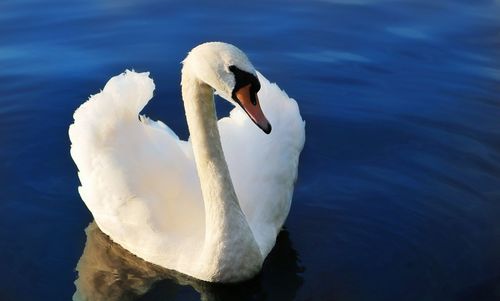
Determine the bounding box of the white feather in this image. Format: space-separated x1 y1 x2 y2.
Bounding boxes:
69 44 305 282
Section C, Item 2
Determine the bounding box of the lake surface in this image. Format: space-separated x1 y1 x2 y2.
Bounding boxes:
1 0 500 300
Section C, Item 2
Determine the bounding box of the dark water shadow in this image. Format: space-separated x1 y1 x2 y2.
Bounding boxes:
455 274 500 301
73 222 303 301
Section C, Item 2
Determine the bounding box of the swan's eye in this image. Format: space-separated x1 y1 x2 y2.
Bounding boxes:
252 77 261 93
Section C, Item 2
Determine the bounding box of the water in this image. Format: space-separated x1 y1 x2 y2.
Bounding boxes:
1 0 500 300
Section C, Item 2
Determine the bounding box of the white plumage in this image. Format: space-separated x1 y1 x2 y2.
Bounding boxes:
69 42 305 282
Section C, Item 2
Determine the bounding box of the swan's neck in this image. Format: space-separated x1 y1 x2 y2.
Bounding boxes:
181 67 262 281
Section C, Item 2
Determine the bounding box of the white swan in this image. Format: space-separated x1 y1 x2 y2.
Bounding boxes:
69 42 305 283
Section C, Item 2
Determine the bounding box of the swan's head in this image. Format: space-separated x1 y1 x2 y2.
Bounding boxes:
182 42 271 134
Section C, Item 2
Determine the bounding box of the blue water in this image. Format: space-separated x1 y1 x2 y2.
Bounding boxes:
1 0 500 300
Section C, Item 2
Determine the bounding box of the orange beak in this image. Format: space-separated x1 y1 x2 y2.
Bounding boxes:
235 84 272 134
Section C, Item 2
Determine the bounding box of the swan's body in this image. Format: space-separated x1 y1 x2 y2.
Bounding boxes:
69 42 305 282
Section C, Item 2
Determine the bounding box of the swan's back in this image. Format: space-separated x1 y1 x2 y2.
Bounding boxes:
69 70 304 277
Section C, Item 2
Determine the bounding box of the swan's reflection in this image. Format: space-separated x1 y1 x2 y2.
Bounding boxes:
74 222 303 301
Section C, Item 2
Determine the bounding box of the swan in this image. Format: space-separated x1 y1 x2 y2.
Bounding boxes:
69 42 305 283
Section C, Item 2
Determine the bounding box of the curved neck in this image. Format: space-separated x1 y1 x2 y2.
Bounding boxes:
181 67 240 214
181 66 262 280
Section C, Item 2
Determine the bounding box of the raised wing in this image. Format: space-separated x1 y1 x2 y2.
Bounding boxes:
218 72 305 257
69 71 205 268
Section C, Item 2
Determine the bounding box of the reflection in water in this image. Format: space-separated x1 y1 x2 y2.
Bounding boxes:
74 222 303 301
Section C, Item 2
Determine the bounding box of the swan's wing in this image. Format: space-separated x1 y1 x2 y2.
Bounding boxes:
218 72 305 257
69 71 204 268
